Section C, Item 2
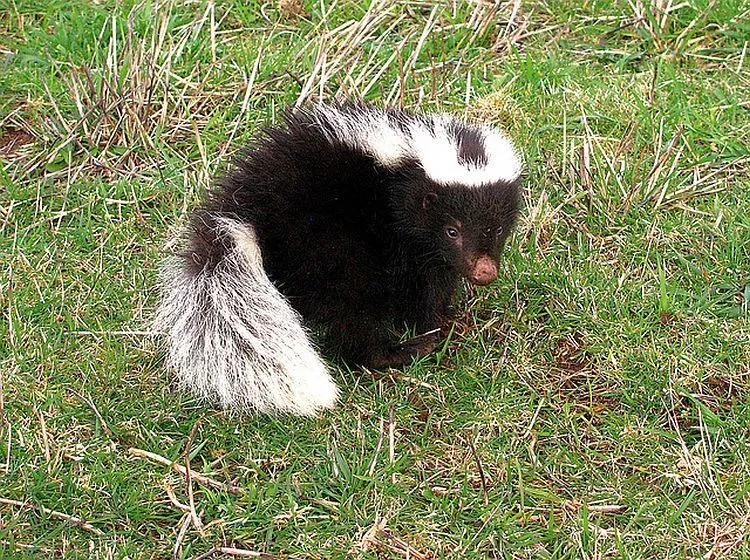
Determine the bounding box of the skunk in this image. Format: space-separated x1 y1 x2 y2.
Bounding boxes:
155 102 522 416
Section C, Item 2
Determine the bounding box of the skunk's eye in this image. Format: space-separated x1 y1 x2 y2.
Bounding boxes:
445 226 459 239
495 226 504 237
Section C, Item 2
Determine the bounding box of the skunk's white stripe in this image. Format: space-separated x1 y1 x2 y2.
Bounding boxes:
315 105 410 165
155 219 339 416
314 105 522 186
416 117 522 186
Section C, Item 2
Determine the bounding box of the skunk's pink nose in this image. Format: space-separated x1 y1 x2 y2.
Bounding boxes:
470 255 498 286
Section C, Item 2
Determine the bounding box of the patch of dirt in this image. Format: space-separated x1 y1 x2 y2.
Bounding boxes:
532 332 622 421
659 311 675 325
0 127 35 157
278 0 307 20
552 332 591 375
705 372 747 403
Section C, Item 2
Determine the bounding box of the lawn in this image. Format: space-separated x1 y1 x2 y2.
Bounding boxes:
1 0 748 558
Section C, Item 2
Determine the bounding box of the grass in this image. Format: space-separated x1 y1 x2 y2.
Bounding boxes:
1 0 749 557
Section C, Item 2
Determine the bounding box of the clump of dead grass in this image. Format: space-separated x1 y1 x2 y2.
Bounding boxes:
294 0 520 108
4 1 251 185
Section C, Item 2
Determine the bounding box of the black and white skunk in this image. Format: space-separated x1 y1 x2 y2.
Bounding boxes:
155 102 522 416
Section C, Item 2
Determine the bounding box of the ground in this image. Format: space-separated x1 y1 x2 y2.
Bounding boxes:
0 0 748 558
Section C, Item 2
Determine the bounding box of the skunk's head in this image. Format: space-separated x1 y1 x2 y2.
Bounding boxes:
392 117 522 285
379 110 521 285
397 172 521 285
309 102 523 284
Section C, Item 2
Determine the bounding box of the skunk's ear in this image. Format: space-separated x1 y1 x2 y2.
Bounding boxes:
422 192 438 209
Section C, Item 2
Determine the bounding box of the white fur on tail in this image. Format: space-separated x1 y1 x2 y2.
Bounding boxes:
154 218 339 416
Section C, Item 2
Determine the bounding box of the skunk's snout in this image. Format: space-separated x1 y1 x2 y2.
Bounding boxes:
469 255 498 286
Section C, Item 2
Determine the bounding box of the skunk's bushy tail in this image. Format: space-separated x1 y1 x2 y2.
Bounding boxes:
154 217 339 416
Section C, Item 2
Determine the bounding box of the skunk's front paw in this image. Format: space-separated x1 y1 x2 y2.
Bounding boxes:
370 329 441 369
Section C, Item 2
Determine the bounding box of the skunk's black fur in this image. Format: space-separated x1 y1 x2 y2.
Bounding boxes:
156 102 522 415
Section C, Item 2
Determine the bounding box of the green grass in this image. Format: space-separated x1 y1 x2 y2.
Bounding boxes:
1 0 749 557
